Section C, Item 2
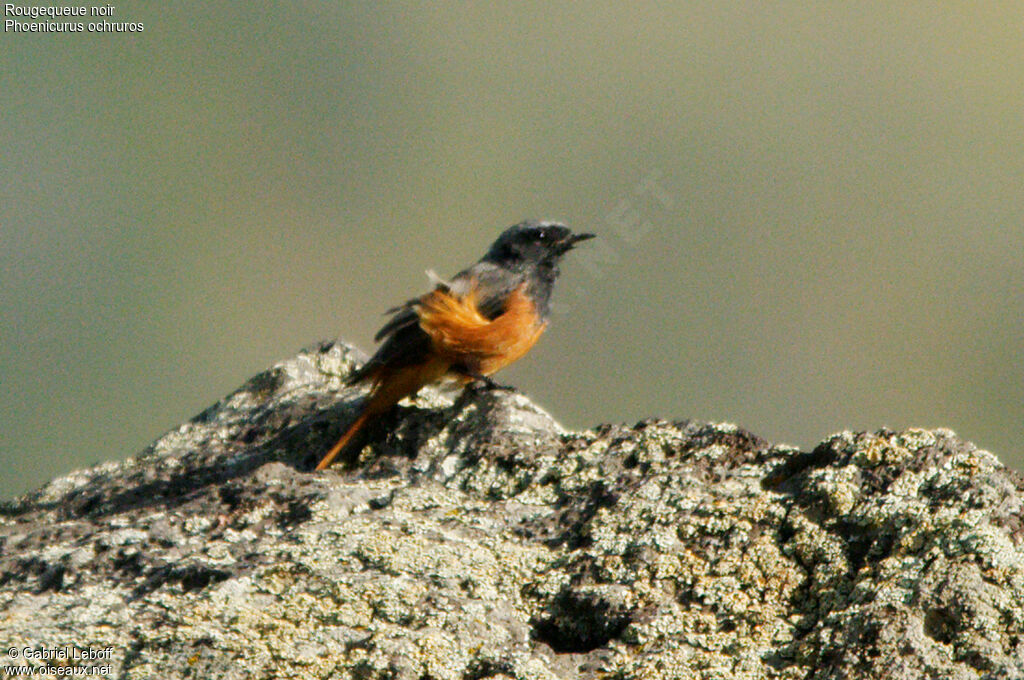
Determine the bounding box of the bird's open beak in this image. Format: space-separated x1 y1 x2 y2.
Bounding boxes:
560 232 595 252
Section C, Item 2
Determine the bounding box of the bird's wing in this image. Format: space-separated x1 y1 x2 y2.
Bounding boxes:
446 262 522 320
347 263 522 385
346 312 429 385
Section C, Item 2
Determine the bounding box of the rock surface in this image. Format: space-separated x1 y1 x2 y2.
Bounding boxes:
1 341 1022 679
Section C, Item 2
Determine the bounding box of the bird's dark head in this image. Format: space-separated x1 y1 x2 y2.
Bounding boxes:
483 220 594 267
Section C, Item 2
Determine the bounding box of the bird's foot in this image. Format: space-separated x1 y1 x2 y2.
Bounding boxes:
479 376 516 392
461 370 516 392
452 372 517 409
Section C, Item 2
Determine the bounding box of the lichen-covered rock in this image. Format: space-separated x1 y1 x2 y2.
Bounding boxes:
1 341 1021 679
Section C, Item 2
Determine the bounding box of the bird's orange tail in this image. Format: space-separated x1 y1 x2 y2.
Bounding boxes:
315 408 373 470
316 357 451 470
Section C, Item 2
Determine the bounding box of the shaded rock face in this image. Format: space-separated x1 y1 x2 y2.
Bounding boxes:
2 341 1022 679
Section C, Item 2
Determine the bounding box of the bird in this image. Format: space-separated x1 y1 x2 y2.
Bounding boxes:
315 220 594 470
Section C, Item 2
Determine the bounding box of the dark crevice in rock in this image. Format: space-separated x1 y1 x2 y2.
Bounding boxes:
531 588 635 654
924 607 957 645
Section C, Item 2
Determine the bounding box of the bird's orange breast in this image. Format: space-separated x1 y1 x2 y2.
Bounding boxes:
415 283 547 377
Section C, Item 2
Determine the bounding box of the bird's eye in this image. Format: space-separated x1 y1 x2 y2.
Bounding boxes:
536 228 551 241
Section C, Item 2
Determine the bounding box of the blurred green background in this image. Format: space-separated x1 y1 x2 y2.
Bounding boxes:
3 2 1022 499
